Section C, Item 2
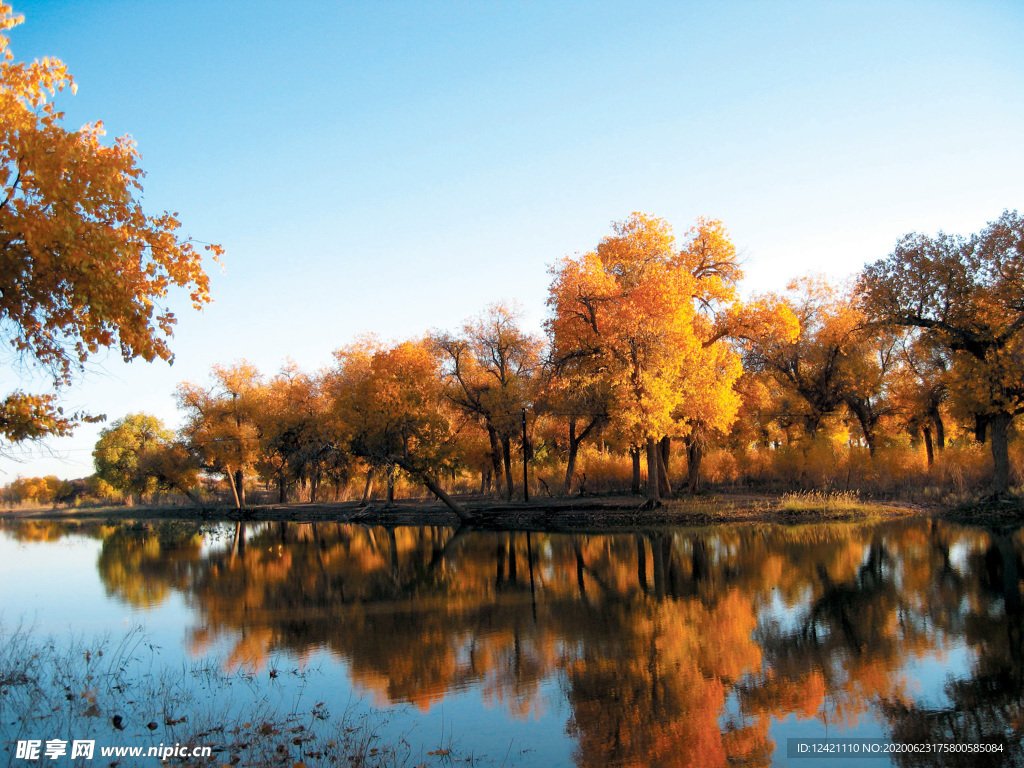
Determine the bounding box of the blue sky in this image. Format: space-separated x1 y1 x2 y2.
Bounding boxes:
2 0 1022 481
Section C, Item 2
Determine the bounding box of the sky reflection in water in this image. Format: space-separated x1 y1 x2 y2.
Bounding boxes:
1 516 1020 767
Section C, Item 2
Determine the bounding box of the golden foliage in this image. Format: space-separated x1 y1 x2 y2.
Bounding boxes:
0 5 219 441
330 336 457 480
177 361 263 507
547 213 746 449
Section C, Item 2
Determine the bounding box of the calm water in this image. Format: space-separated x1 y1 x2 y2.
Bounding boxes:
1 516 1022 767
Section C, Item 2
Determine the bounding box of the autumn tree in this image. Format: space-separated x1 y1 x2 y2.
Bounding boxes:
137 440 201 504
837 324 899 457
535 361 611 495
743 277 895 456
743 279 852 440
671 218 757 492
7 473 68 505
548 215 685 504
0 6 219 447
547 214 754 503
177 362 263 508
860 211 1024 495
888 335 950 467
725 372 794 454
433 304 542 501
254 363 342 503
329 337 469 518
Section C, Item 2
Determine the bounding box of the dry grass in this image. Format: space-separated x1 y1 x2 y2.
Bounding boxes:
0 624 492 767
776 490 888 516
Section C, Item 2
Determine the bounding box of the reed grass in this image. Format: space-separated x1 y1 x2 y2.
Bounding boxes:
776 490 887 516
0 623 492 767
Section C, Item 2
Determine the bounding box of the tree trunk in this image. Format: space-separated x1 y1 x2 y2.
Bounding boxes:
502 435 514 501
487 426 505 497
650 533 665 599
861 421 877 456
278 476 287 504
691 536 710 583
495 541 506 587
657 441 672 497
564 419 579 495
976 414 989 444
563 444 581 496
574 540 586 598
645 437 662 505
990 411 1013 497
631 447 641 494
847 397 878 456
994 533 1022 614
526 532 536 616
922 426 934 468
933 410 946 450
564 416 603 495
226 468 241 508
360 469 374 505
686 435 703 494
230 521 246 560
388 528 399 574
390 456 471 522
175 483 200 506
386 462 395 506
663 535 680 597
507 533 517 584
234 469 245 508
660 436 671 472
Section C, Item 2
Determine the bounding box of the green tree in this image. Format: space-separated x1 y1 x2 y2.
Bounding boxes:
93 412 198 503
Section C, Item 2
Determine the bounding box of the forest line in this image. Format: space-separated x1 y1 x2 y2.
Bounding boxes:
6 210 1024 511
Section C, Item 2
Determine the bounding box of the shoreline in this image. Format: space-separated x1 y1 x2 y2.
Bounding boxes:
0 491 953 530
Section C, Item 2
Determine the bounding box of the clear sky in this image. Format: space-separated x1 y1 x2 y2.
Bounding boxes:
2 0 1022 481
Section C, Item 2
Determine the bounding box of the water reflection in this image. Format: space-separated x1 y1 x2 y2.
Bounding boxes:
4 516 1024 766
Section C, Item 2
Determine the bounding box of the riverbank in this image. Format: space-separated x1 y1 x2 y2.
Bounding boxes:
0 490 940 530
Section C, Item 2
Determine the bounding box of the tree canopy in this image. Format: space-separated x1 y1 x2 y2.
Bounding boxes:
432 303 542 501
39 207 1024 509
93 412 198 503
177 362 261 508
547 213 755 502
0 5 219 445
860 210 1024 494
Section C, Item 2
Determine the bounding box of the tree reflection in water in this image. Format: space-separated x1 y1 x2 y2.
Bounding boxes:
10 515 1022 767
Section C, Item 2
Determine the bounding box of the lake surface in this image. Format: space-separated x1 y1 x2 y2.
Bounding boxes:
1 515 1022 766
